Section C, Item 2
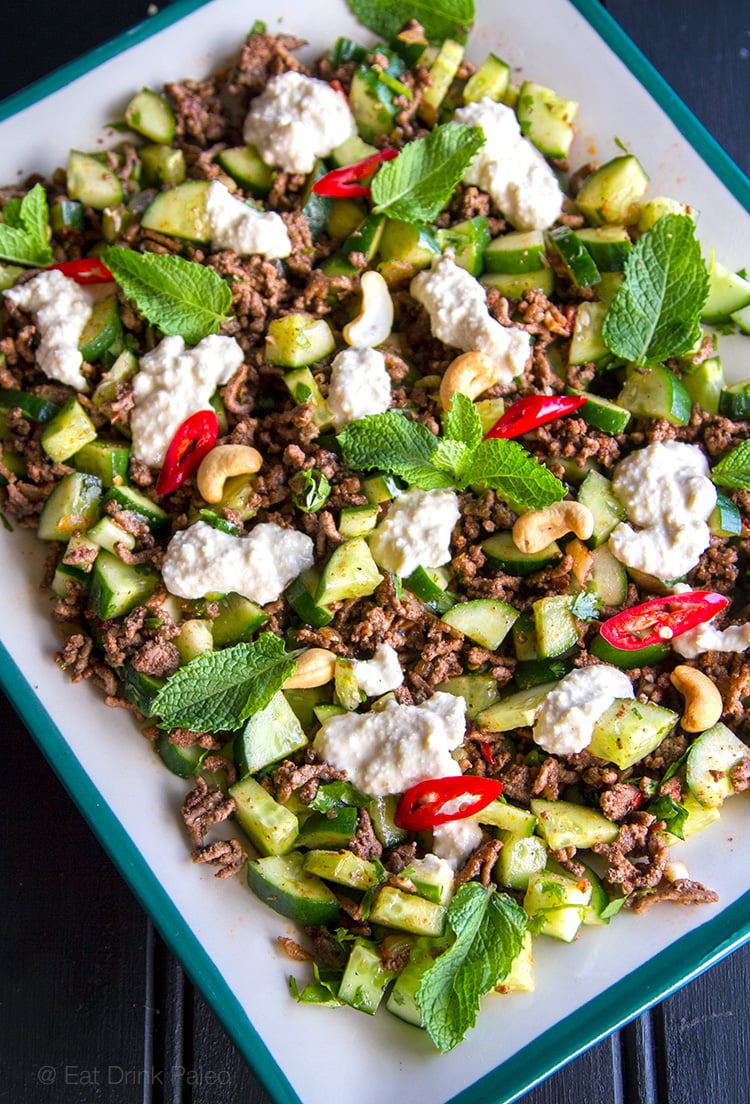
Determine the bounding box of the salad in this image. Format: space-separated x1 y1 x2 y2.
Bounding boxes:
1 0 749 1056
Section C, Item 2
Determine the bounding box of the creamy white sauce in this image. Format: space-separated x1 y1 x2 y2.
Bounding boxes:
368 487 460 577
533 666 634 755
327 346 392 430
204 181 291 258
453 99 564 230
673 619 750 659
354 643 404 697
313 692 466 797
431 819 485 871
410 254 531 379
130 334 243 468
162 519 314 604
4 269 112 391
608 441 717 579
243 71 356 174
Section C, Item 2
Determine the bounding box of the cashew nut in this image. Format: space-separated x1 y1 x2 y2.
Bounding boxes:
283 648 337 690
196 444 263 503
513 501 594 554
439 350 504 411
565 536 594 587
343 270 394 349
670 664 723 733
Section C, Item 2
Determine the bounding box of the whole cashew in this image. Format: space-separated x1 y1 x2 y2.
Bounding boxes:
669 664 723 733
284 647 337 690
513 501 594 554
439 350 504 411
196 444 263 503
343 270 394 349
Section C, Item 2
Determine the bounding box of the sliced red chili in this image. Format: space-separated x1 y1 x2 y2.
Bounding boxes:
155 409 219 496
48 258 115 284
479 741 495 767
312 148 399 199
600 591 729 651
484 394 587 440
394 775 503 832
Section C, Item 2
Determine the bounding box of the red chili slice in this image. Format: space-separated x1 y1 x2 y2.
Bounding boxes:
599 591 730 651
394 776 503 832
312 148 399 199
48 258 115 284
484 394 587 440
155 409 219 496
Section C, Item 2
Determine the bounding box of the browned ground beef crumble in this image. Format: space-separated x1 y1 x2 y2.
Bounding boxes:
2 29 747 964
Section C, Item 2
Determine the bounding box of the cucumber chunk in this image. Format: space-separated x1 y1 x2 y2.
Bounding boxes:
531 798 619 850
462 53 511 104
434 673 500 719
701 260 750 324
683 356 724 415
315 538 383 607
616 365 692 425
576 226 633 272
516 81 578 159
78 294 122 364
482 531 562 576
718 378 750 419
546 226 600 289
211 592 268 646
368 886 446 937
37 471 103 540
140 179 211 242
524 871 591 943
265 313 336 369
235 692 308 776
483 230 545 275
577 470 626 547
476 681 558 732
72 439 131 487
88 549 157 619
441 598 519 650
41 398 98 463
247 852 339 925
338 938 395 1015
588 698 678 769
103 485 169 531
575 154 649 226
67 150 124 210
303 849 381 891
296 806 359 849
418 39 465 126
533 595 579 658
230 775 299 856
215 145 274 195
495 832 547 890
480 267 556 298
124 88 176 143
139 144 186 187
686 722 750 807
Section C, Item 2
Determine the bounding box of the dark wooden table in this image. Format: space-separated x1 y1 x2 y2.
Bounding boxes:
1 3 748 1102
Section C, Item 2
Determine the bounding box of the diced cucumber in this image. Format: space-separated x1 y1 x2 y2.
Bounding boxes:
230 775 299 856
434 673 499 719
531 797 618 850
334 656 363 711
511 613 541 664
215 144 274 195
91 349 138 408
41 398 98 463
284 566 334 628
401 856 455 906
326 197 367 241
339 503 380 540
139 144 186 187
315 538 383 608
296 806 359 850
576 226 632 272
88 549 157 619
567 302 615 369
587 544 628 606
701 260 750 324
482 531 562 576
120 663 164 716
361 472 402 504
213 474 260 523
731 301 750 335
577 470 626 547
37 471 103 540
329 134 378 167
683 355 724 415
589 632 670 670
499 930 535 992
368 886 445 937
516 80 578 159
156 730 204 779
338 938 395 1015
0 387 60 423
303 849 381 891
637 196 697 233
685 722 749 808
547 225 600 289
709 492 742 538
533 595 579 658
616 365 692 425
566 386 630 435
283 366 334 432
284 685 332 732
718 378 750 419
441 598 519 650
483 230 545 275
480 267 555 298
67 150 124 210
475 397 507 436
588 698 678 769
173 618 214 663
495 832 547 891
79 294 122 364
235 692 308 776
418 39 465 125
87 515 136 554
124 88 176 143
103 484 169 531
462 53 511 104
72 439 130 487
524 871 591 943
386 938 445 1026
435 216 490 277
349 59 403 143
265 313 336 369
366 794 408 849
246 852 339 925
140 179 211 241
476 681 557 732
50 199 85 233
575 154 649 226
475 801 537 836
211 592 267 646
378 219 440 286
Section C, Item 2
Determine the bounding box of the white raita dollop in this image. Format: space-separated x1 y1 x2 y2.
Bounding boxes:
368 487 460 577
243 71 356 174
453 98 564 230
313 692 466 797
608 441 717 580
431 819 485 871
354 643 404 697
533 666 635 755
410 254 530 379
130 334 243 468
162 520 314 604
673 619 750 659
204 181 290 258
4 269 112 391
326 346 392 430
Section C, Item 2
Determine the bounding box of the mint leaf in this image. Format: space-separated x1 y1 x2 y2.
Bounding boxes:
649 794 688 840
712 440 750 492
0 184 53 267
371 123 485 224
337 409 452 490
417 884 527 1052
101 246 232 344
443 390 483 452
461 438 565 510
292 469 331 513
346 0 474 44
432 437 472 480
599 896 627 922
602 213 709 364
152 633 296 732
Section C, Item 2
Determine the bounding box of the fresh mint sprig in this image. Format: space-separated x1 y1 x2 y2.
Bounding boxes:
151 633 297 732
371 123 485 224
602 213 709 364
416 883 527 1052
101 246 233 344
0 183 53 267
712 440 750 492
346 0 474 45
337 393 565 511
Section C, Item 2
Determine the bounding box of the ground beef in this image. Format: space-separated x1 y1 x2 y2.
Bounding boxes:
593 811 668 894
272 756 347 805
191 838 247 878
455 836 503 889
626 878 719 913
181 777 236 846
348 809 383 861
600 783 643 822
